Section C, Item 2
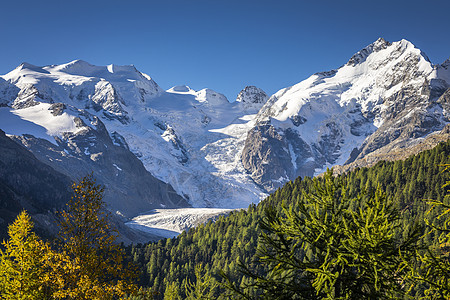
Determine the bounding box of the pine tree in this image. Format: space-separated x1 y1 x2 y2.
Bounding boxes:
411 165 450 298
185 264 220 300
164 281 182 300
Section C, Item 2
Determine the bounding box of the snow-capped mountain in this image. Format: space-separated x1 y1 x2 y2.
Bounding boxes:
0 61 190 218
242 38 450 191
0 61 267 214
0 38 449 217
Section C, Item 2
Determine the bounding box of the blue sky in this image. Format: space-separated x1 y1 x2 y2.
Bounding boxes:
0 0 449 101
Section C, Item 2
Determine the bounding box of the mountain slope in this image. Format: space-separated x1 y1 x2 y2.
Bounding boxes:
129 139 450 298
0 61 189 217
242 38 450 191
0 129 73 239
0 62 269 209
0 38 448 213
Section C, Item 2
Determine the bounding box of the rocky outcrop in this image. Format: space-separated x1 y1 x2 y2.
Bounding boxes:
242 125 293 191
334 123 450 175
241 39 450 191
10 111 189 219
0 129 72 239
236 86 268 105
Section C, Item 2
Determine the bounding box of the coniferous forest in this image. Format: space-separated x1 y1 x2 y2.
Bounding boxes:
1 141 450 299
127 140 450 299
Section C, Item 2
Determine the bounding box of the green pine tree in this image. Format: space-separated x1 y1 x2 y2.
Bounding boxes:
185 264 220 300
411 165 450 299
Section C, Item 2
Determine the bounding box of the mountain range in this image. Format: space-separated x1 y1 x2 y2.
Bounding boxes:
0 38 449 234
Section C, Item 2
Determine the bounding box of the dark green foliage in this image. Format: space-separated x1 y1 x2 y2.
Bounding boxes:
129 140 450 298
227 171 421 299
408 165 450 299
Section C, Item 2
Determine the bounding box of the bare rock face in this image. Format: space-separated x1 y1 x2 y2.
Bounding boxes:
334 123 450 175
438 88 450 120
0 129 72 240
10 113 189 219
236 86 268 105
242 124 341 192
0 77 19 107
241 125 293 191
49 103 67 116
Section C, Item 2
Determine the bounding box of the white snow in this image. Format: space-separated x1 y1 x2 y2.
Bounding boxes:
288 143 297 170
0 38 448 212
255 38 445 176
0 103 78 145
125 208 236 238
0 107 55 143
107 64 114 73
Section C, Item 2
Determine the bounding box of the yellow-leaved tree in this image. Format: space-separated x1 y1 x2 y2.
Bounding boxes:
0 211 54 299
54 174 137 299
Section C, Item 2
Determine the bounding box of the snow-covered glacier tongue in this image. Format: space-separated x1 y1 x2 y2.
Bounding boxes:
241 38 450 192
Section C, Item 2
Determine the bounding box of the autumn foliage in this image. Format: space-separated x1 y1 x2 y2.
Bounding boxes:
0 175 137 299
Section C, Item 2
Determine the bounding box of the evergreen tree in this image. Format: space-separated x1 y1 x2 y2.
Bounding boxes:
411 165 450 299
185 264 220 300
164 281 182 300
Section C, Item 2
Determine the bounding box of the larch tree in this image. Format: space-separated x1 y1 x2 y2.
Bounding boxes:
226 170 421 299
0 211 54 299
55 174 136 299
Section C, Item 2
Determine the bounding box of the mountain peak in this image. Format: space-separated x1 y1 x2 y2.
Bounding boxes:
15 62 49 74
373 37 390 48
236 86 268 104
60 59 91 68
346 38 392 66
47 60 141 78
50 59 98 75
196 88 229 105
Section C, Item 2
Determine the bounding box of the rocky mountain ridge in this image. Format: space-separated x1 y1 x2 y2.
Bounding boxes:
242 38 450 191
0 38 448 218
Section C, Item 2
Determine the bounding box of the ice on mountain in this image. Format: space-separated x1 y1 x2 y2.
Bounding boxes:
2 39 449 211
107 64 114 73
346 37 391 66
195 88 229 105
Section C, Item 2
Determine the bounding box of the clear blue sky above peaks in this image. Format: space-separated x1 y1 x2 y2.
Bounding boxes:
0 0 449 101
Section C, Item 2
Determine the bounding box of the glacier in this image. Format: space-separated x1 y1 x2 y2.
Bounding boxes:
0 38 449 218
